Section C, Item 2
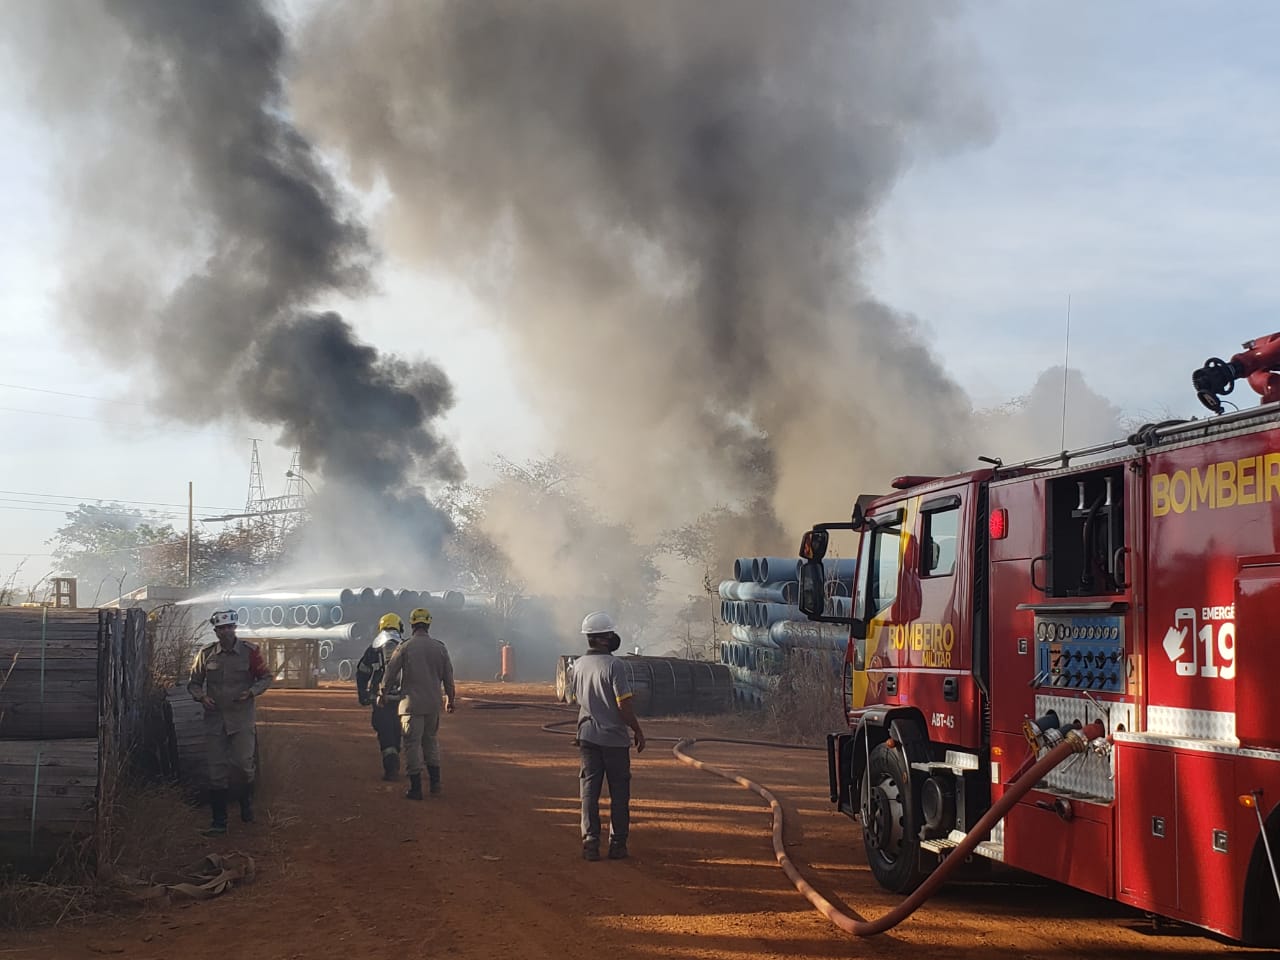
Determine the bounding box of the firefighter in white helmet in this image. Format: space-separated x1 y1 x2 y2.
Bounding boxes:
572 611 645 861
381 607 455 799
355 612 405 781
187 609 272 836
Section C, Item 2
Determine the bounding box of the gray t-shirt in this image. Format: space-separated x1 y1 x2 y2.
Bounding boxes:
573 651 633 748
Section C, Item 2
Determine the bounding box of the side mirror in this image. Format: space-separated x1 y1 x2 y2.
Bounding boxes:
800 528 829 562
797 559 826 617
851 493 882 531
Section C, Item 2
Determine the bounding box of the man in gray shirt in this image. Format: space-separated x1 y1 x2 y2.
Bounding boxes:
573 611 646 861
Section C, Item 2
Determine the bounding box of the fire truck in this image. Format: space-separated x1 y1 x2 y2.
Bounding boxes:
797 333 1280 944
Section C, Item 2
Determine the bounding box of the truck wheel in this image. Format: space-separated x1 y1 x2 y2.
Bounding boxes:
861 741 927 893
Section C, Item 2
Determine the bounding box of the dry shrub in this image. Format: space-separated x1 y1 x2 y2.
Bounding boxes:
761 649 844 744
105 776 205 880
0 770 207 930
0 871 102 930
147 604 204 687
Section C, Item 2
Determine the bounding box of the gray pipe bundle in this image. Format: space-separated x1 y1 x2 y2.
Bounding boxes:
824 596 853 618
819 558 859 582
220 589 347 606
236 623 366 644
717 580 796 604
756 603 808 627
729 625 776 647
752 556 799 585
768 620 849 650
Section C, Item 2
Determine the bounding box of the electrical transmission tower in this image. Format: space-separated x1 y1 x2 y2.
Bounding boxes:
245 439 267 515
237 440 309 559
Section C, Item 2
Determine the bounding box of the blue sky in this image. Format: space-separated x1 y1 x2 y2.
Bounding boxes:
3 1 1280 574
872 1 1280 417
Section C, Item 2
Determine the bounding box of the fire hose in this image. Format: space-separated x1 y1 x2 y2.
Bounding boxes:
673 719 1106 937
468 696 1106 938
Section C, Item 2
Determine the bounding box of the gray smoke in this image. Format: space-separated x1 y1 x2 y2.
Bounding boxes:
290 0 995 550
975 367 1125 463
5 0 461 575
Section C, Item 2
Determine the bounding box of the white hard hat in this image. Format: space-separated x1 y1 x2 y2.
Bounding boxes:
580 611 616 635
210 609 238 629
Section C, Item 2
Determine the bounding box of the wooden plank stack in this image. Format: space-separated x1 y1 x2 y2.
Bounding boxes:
0 609 100 740
0 607 149 872
164 686 208 795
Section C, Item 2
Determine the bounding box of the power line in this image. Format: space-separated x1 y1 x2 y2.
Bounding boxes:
0 405 256 442
0 502 227 521
0 496 231 517
0 381 150 407
0 404 219 436
0 488 242 512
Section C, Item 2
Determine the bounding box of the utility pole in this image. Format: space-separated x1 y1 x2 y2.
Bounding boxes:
187 481 193 589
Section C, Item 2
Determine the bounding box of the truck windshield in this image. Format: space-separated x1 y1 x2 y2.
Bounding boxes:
851 514 901 666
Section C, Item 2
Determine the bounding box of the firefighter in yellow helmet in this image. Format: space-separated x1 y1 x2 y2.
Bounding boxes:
381 606 455 799
355 613 405 780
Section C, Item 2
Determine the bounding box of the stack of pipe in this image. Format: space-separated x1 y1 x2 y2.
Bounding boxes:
717 554 856 708
194 585 507 681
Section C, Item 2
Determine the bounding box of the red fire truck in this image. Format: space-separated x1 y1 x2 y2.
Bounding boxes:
797 333 1280 944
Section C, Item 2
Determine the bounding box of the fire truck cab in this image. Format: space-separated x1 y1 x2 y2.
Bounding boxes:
800 336 1280 944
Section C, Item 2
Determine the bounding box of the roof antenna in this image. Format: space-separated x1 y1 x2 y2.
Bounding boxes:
1059 294 1072 451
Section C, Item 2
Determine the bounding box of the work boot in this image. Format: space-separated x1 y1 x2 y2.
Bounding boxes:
203 788 228 837
239 783 255 823
608 840 628 860
382 752 400 782
582 843 600 862
427 765 442 796
405 773 423 800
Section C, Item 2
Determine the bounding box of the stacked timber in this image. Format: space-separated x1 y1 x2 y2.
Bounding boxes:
164 686 208 795
0 607 148 872
0 740 98 867
0 609 100 740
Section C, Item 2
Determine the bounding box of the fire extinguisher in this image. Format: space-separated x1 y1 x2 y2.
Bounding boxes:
497 640 515 682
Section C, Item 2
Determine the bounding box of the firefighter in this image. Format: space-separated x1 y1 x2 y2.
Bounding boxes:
572 611 645 861
187 609 272 836
356 612 406 781
381 607 455 799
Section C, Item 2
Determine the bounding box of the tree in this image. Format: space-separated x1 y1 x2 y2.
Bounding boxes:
439 481 526 622
443 455 663 638
49 504 182 604
658 500 788 660
49 503 285 602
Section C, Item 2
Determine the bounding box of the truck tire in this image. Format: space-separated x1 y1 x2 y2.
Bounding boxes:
861 740 927 893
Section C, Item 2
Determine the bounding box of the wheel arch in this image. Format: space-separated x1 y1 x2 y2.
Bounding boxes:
1242 799 1280 946
849 706 931 798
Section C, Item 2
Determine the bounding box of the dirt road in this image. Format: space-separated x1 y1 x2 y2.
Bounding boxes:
6 684 1269 958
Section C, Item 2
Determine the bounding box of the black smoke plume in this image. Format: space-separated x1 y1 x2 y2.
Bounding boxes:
6 0 461 577
291 0 996 549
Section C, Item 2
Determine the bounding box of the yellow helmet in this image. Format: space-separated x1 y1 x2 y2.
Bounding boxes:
409 607 432 627
378 612 404 634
